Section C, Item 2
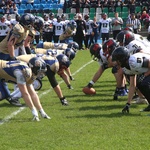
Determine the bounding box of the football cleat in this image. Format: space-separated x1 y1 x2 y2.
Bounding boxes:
41 113 51 119
118 89 128 96
61 99 68 105
7 98 22 107
32 116 40 121
140 105 150 112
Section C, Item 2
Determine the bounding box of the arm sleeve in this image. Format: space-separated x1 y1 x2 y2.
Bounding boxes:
14 70 26 85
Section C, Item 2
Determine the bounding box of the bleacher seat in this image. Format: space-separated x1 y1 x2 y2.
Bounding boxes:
53 0 59 4
96 13 101 21
96 7 102 14
47 0 53 4
33 4 39 9
41 0 46 4
70 8 76 13
89 13 95 19
69 13 75 20
0 9 4 14
20 4 26 9
102 7 109 13
90 8 95 14
58 3 63 9
108 12 114 18
58 8 63 14
18 9 24 15
26 4 33 9
135 6 141 13
115 7 121 13
34 0 40 4
22 0 27 4
83 8 89 13
66 8 70 13
122 6 128 12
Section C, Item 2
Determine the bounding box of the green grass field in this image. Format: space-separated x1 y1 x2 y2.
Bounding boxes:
0 50 150 150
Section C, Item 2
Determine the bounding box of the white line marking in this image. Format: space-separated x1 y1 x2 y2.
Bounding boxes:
0 60 93 125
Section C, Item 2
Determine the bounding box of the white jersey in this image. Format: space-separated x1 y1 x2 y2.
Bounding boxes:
53 21 64 36
125 39 150 55
134 33 150 47
0 21 11 36
123 53 149 75
85 20 93 35
43 20 54 32
10 19 18 27
62 20 70 29
98 50 108 66
99 18 111 33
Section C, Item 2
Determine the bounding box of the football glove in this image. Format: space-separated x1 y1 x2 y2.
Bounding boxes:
67 84 74 89
60 97 68 105
87 83 93 88
122 103 130 113
69 76 75 81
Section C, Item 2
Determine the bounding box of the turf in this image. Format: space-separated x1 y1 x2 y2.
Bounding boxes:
0 50 150 150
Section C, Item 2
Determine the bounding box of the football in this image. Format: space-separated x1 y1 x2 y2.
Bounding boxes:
82 87 96 95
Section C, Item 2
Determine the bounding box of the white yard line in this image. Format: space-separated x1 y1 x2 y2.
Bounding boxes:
0 60 93 125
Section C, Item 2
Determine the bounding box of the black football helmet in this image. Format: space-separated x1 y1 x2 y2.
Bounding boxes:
56 54 71 70
116 30 135 46
49 12 55 18
34 16 44 32
64 48 76 61
103 39 117 59
112 46 130 67
15 13 20 22
28 57 47 76
67 42 79 53
90 43 102 60
67 20 77 30
19 13 35 29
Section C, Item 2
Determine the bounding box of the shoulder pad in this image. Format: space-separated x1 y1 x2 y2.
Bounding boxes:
13 24 24 34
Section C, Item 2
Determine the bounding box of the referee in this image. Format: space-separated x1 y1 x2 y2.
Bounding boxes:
126 13 141 34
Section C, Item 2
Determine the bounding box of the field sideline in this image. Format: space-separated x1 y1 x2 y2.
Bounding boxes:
0 50 150 150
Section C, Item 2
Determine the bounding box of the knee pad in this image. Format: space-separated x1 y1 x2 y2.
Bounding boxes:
112 66 118 74
36 42 44 48
32 78 42 91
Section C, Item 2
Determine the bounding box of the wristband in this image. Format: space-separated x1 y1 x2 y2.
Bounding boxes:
89 80 95 85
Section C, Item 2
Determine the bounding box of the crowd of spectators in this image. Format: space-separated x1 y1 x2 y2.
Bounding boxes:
64 0 150 14
0 0 20 14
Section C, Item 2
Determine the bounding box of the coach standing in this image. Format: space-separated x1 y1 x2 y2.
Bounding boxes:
111 12 123 40
74 14 87 50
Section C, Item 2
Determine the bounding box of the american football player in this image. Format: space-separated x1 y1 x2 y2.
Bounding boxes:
112 47 150 113
0 13 35 60
85 40 128 100
0 13 35 106
36 41 79 53
0 57 50 121
32 47 76 88
59 19 77 42
11 54 71 105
